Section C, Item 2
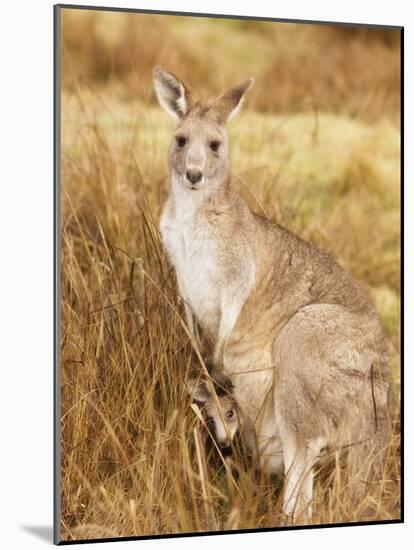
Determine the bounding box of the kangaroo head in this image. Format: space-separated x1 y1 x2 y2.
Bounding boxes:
153 66 254 193
185 373 239 450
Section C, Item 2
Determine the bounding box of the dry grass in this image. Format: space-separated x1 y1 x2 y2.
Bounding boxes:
59 8 401 542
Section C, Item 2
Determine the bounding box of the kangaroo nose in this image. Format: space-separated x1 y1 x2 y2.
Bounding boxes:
219 444 232 457
186 169 203 184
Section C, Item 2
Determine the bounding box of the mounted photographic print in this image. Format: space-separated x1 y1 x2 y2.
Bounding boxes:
54 4 403 544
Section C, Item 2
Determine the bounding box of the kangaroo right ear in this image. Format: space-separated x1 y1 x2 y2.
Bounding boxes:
213 77 254 124
185 378 211 403
153 66 192 119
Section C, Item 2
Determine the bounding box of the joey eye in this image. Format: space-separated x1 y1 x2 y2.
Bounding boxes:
210 140 221 152
226 410 234 419
176 136 187 148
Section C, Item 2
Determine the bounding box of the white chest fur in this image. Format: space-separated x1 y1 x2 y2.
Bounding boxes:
160 181 256 351
160 198 222 337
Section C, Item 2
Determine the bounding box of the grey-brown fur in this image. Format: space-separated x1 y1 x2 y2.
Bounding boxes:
153 66 393 523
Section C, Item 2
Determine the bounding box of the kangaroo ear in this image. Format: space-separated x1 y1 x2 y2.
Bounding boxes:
153 66 192 119
214 77 254 123
185 378 211 403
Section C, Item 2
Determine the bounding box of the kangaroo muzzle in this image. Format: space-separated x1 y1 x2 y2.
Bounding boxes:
186 169 203 184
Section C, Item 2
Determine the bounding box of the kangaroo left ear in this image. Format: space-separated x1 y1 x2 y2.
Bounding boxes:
213 78 254 123
153 66 193 120
185 378 211 403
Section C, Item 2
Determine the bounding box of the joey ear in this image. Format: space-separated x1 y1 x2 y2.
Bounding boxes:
185 378 211 403
153 66 192 119
213 77 254 123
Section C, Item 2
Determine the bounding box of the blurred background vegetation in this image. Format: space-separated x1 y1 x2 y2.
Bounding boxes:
60 8 401 541
61 10 400 123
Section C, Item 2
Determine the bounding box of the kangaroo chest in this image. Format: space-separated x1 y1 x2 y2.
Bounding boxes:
160 207 222 337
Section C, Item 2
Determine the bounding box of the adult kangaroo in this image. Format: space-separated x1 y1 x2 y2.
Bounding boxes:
153 66 393 523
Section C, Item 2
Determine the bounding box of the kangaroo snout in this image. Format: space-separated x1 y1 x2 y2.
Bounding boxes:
219 443 232 457
186 169 203 184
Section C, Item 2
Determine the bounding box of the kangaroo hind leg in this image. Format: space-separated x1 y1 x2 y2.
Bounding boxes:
282 435 323 524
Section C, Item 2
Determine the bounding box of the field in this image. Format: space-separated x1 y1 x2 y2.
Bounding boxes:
59 8 401 541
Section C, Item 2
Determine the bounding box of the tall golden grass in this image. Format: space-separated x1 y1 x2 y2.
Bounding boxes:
59 8 401 541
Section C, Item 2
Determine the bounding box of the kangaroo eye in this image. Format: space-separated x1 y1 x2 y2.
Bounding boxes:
226 410 234 419
210 140 221 152
176 136 187 148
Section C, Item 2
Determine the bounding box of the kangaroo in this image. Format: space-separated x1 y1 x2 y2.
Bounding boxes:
185 372 267 468
185 371 242 456
153 66 393 523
